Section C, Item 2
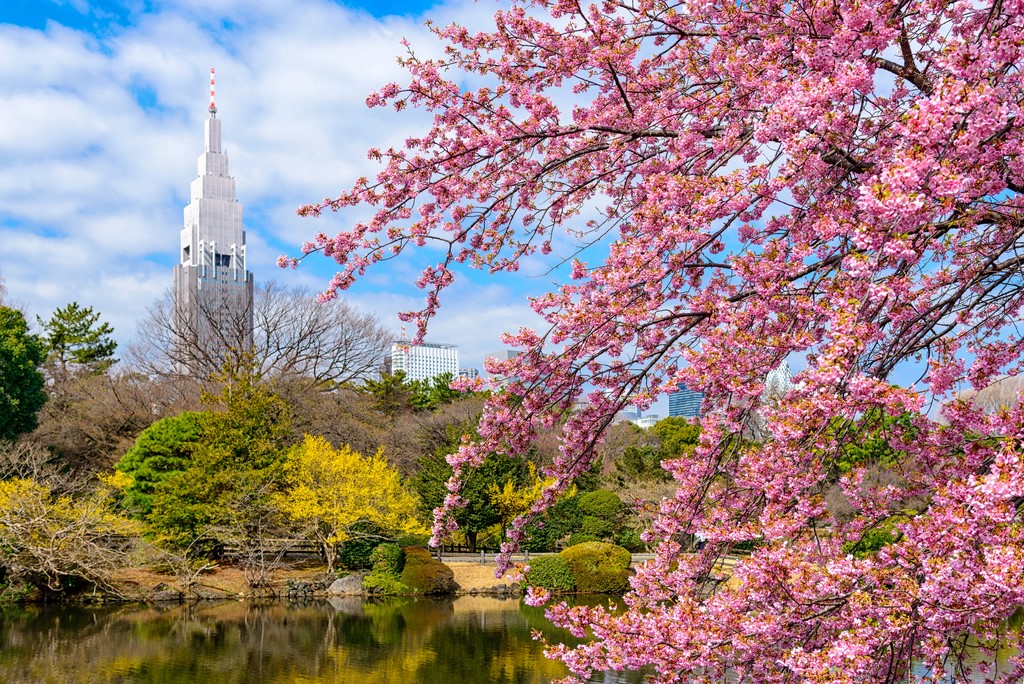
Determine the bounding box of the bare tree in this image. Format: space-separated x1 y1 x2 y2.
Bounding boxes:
129 281 393 385
27 370 200 474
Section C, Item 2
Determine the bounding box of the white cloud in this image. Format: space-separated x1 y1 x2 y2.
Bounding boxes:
0 1 451 344
0 0 623 391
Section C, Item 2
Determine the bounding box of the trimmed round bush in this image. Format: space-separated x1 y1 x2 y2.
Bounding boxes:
524 555 576 594
561 541 631 594
577 490 622 520
370 542 405 574
400 547 456 595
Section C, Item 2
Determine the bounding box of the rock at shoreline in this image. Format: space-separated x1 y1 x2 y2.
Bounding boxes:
327 574 365 596
151 588 183 603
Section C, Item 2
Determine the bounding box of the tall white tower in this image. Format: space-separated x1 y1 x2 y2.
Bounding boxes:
172 68 254 375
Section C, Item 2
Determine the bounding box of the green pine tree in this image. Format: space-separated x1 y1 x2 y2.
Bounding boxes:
38 302 117 376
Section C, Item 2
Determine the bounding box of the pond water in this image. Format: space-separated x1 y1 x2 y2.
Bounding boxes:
0 596 645 684
0 596 1016 683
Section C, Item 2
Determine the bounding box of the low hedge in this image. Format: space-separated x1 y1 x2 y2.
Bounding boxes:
524 555 576 593
560 541 631 594
399 547 456 595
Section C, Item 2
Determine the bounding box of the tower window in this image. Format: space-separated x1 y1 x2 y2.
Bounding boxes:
215 253 232 267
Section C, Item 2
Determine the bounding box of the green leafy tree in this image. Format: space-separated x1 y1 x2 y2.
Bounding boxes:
651 417 702 458
523 494 582 552
0 307 47 443
611 418 699 487
412 420 530 551
114 411 207 519
834 408 917 474
613 444 669 485
148 365 293 555
37 302 117 377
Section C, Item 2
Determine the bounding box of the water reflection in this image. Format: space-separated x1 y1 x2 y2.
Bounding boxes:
0 597 643 684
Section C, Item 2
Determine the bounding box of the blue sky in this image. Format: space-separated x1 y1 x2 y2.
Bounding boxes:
0 0 566 381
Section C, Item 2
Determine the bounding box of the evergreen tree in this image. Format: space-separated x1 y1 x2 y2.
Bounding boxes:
115 411 207 518
412 418 530 551
148 363 293 553
38 302 117 376
0 307 47 443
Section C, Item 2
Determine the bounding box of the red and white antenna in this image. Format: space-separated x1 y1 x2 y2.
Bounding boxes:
209 67 217 114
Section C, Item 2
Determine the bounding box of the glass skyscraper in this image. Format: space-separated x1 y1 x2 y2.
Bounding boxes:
668 385 704 418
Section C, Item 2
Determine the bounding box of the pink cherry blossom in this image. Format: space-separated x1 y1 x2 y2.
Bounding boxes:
291 0 1024 680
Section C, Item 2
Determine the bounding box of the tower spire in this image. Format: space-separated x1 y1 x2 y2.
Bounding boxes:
209 67 217 115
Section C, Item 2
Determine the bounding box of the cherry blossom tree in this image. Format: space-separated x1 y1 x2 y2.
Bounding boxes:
291 0 1024 680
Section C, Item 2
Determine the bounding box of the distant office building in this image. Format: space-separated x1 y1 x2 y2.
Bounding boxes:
763 360 796 404
634 415 660 429
389 342 460 382
669 386 704 418
572 398 592 414
459 367 479 380
611 403 642 425
620 404 642 422
172 69 253 374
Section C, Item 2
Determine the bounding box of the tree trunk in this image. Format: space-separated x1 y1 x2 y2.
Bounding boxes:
323 540 335 574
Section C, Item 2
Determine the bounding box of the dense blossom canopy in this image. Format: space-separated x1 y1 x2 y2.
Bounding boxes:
294 0 1024 680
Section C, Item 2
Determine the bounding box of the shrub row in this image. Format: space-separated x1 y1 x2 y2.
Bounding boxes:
525 541 631 594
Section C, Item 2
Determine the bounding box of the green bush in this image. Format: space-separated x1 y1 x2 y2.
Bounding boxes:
567 532 600 547
362 543 410 595
577 490 622 520
337 537 379 571
362 572 410 595
337 523 388 570
580 515 615 539
613 528 646 552
523 555 576 593
561 541 631 594
369 543 405 574
399 547 456 595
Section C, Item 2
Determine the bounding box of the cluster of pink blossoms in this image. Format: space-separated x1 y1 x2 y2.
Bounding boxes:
291 0 1024 680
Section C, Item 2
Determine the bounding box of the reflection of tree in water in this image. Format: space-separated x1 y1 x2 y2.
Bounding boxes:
0 602 340 684
0 598 648 683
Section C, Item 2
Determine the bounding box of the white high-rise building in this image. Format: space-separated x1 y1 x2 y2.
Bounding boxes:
389 342 459 382
172 69 254 374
